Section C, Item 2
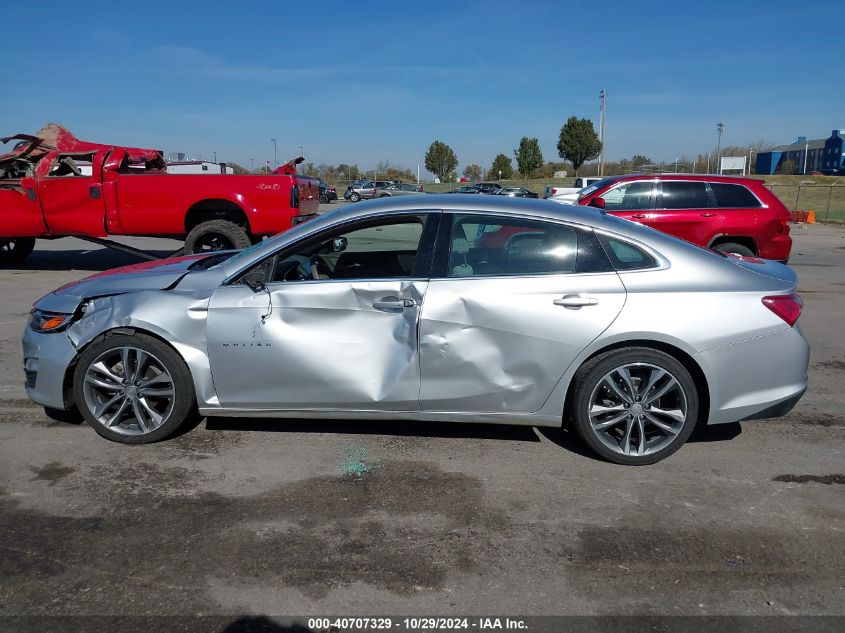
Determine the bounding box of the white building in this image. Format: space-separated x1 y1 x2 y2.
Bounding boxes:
166 160 233 174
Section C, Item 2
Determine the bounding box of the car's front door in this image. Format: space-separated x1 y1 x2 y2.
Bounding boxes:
37 152 107 237
418 213 626 414
206 213 437 410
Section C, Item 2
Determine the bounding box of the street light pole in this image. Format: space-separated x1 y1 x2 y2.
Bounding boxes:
270 138 277 169
250 158 254 173
715 122 724 174
599 89 606 177
748 148 753 176
803 141 809 174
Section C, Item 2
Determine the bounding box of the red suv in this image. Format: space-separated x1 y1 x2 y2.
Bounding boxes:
576 174 792 262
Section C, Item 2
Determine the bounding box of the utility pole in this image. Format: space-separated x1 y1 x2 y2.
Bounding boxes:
250 158 254 173
707 153 711 173
715 122 725 174
748 148 753 175
270 138 277 168
599 89 607 177
213 151 217 164
803 140 809 174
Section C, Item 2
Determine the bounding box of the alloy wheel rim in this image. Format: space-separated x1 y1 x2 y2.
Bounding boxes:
587 362 688 457
82 346 175 436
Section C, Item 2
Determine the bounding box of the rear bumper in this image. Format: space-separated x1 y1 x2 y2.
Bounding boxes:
758 234 792 262
21 327 78 410
696 325 809 425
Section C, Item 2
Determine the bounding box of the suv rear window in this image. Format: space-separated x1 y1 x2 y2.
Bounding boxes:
597 234 656 271
659 182 709 209
710 183 761 208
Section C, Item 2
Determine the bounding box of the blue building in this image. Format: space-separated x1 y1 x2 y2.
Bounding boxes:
756 129 844 175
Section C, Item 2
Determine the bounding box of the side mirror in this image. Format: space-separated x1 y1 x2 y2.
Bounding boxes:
332 236 348 253
588 197 606 209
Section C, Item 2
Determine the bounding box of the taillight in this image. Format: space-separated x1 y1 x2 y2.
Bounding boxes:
762 294 802 326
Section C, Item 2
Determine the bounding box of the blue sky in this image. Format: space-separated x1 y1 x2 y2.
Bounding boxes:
2 1 842 176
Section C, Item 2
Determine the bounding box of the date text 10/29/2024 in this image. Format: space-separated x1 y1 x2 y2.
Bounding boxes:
307 617 528 631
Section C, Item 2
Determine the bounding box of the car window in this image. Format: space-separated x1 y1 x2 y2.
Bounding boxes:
239 218 425 285
600 181 654 210
659 182 709 209
710 183 762 208
448 215 583 277
596 234 656 271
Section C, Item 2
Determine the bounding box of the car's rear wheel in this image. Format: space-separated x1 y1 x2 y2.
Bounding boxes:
571 348 699 465
184 219 251 254
349 192 361 202
73 333 196 444
319 193 329 204
0 238 36 265
713 241 755 257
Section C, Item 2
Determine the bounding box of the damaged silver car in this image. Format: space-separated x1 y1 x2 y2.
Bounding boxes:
22 195 809 465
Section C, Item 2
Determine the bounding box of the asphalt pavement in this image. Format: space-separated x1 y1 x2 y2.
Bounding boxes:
0 212 842 624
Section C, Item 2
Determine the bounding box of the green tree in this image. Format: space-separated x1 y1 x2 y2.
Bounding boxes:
513 137 544 176
424 140 458 182
490 153 514 179
557 116 602 176
462 163 482 181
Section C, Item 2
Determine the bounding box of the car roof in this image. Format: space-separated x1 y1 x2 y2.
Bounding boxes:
600 173 768 186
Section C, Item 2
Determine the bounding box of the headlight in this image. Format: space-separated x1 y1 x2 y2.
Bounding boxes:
29 309 74 333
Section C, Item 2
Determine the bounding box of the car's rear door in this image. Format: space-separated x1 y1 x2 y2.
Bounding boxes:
418 213 626 414
207 212 438 410
649 180 721 246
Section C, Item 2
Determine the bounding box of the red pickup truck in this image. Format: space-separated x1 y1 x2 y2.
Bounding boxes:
0 124 319 264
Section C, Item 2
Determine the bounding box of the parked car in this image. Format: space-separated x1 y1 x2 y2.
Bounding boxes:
344 180 393 202
0 124 319 262
545 177 603 200
318 180 337 204
497 187 539 198
23 195 808 465
377 183 425 197
574 174 793 261
474 182 504 194
447 186 483 194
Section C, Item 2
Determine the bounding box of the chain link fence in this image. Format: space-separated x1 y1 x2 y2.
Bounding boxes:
766 183 845 222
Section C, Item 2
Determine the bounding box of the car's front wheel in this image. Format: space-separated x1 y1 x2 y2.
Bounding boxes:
571 347 699 465
0 238 36 265
73 333 196 443
349 192 361 202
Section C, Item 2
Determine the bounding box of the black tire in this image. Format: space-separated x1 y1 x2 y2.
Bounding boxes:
184 219 251 254
72 333 196 444
349 192 361 202
570 347 700 465
319 193 329 204
713 241 755 257
44 406 84 424
0 238 35 265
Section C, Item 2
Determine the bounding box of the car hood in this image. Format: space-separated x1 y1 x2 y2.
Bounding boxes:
33 254 215 313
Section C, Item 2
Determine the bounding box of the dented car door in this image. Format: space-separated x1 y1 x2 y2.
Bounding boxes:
206 213 437 410
418 213 626 414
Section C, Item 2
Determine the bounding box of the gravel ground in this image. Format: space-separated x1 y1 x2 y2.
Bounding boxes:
0 214 842 626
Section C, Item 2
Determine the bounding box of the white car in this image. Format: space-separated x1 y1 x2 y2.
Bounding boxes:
544 177 604 202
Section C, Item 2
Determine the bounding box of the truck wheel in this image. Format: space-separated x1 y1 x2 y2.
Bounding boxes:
349 192 361 202
184 220 251 254
0 238 36 265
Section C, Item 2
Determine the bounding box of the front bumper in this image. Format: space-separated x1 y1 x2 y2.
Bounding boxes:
697 324 809 425
21 326 78 410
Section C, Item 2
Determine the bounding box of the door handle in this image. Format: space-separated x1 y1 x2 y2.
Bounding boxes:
631 213 648 219
373 296 416 311
554 294 598 309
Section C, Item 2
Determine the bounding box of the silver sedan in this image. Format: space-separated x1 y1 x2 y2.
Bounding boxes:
22 196 809 464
